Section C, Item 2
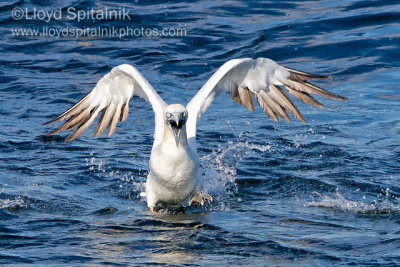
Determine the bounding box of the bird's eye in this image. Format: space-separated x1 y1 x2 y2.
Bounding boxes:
166 112 172 118
181 111 187 117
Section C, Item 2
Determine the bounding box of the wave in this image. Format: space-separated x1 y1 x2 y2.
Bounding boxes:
306 191 400 214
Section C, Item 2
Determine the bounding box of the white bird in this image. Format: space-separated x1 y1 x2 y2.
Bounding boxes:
43 58 346 213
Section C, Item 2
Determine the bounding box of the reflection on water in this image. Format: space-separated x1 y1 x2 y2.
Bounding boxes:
84 212 210 265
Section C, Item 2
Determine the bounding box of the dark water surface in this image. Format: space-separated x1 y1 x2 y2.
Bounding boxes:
1 0 400 266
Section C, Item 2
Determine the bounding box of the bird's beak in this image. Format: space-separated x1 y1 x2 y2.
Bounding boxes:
167 114 185 147
173 126 182 147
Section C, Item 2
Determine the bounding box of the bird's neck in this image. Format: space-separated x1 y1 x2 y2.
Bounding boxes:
163 124 188 148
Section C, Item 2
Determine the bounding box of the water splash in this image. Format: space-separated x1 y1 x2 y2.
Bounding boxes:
0 187 27 209
0 196 27 209
305 190 400 214
201 139 271 179
200 138 272 209
85 151 147 202
85 151 107 172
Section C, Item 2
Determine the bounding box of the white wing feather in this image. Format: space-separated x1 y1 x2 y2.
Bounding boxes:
44 64 167 146
186 58 346 147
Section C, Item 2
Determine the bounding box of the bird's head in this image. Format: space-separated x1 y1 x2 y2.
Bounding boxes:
164 104 188 147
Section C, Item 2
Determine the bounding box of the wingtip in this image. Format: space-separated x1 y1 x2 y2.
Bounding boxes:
296 113 307 124
308 73 331 80
271 117 279 123
329 93 348 101
44 128 62 137
293 114 306 124
282 116 291 123
42 118 57 126
65 134 76 143
318 74 331 80
286 67 331 80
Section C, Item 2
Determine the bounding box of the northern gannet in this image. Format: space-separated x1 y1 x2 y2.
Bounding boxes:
43 58 346 213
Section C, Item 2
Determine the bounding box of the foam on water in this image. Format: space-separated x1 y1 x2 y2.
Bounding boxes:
200 139 272 209
0 196 26 209
306 190 400 214
0 187 26 209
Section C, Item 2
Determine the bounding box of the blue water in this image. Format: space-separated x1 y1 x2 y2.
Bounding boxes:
1 0 400 265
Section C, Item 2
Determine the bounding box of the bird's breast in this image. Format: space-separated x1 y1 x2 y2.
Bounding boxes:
149 143 199 190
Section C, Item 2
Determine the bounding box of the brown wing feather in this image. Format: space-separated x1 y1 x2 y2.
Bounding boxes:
256 93 279 122
284 86 324 108
44 106 92 136
230 84 241 105
286 67 330 81
258 91 291 122
65 106 100 142
269 85 306 123
108 103 122 136
239 87 255 111
42 92 91 125
94 103 117 137
120 100 130 122
284 79 347 101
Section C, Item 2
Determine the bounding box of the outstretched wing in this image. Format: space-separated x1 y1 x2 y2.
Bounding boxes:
186 58 346 146
44 64 167 146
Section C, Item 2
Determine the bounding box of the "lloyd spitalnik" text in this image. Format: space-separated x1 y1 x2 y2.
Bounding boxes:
16 7 131 23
